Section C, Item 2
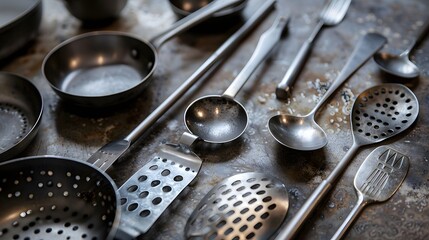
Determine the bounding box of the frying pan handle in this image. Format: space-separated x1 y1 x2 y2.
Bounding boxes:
150 0 245 48
223 15 289 98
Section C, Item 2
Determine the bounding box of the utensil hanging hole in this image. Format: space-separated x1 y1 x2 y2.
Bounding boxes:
139 191 149 199
174 175 183 182
127 203 138 211
162 186 172 192
152 197 162 205
127 185 138 192
139 210 151 217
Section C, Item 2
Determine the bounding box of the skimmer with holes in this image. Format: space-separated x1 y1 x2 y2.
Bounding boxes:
275 83 419 239
185 172 289 240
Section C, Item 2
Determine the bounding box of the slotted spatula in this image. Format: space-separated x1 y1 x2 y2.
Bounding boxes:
330 146 409 239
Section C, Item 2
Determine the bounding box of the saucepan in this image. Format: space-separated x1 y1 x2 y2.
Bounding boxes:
64 0 128 25
0 0 42 62
42 0 244 108
0 72 43 161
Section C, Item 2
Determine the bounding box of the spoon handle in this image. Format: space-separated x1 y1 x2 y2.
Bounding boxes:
330 193 368 240
308 33 387 117
150 0 244 48
223 15 289 98
404 19 429 55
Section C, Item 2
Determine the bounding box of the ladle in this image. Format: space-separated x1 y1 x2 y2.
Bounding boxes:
184 16 289 144
268 33 387 151
374 19 429 79
274 83 419 239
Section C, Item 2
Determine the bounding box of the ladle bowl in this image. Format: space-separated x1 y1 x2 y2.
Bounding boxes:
185 95 248 143
373 52 419 78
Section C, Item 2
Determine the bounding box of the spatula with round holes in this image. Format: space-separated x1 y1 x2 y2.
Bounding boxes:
185 172 289 240
330 146 409 240
275 83 419 239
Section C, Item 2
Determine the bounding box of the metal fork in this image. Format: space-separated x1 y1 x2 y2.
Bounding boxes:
275 0 351 100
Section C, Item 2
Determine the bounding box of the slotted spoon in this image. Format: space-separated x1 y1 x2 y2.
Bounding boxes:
275 0 351 99
275 83 419 239
331 146 409 240
185 172 289 240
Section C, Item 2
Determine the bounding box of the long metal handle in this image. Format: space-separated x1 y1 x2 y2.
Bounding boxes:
150 0 244 48
331 193 367 240
124 0 276 143
275 21 323 99
223 16 289 98
307 33 387 117
275 142 360 240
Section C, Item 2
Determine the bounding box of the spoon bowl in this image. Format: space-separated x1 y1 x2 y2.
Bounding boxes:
268 114 327 151
185 95 248 143
373 52 420 78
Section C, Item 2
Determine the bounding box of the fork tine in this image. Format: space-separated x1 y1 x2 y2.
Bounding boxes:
320 0 351 25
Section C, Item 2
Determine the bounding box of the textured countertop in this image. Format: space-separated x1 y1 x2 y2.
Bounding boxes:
1 0 429 239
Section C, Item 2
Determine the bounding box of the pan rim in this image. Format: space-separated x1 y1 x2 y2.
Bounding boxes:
0 0 42 32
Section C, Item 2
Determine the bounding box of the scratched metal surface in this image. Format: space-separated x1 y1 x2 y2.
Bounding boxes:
1 0 428 239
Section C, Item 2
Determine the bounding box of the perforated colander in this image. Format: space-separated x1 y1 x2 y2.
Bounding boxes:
185 172 289 240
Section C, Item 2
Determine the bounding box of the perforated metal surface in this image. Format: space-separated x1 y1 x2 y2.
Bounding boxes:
0 103 30 151
0 156 120 240
185 172 288 240
351 84 419 145
118 143 202 237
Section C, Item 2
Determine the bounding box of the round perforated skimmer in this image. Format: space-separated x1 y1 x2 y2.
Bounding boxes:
185 172 289 240
351 83 419 145
0 103 31 150
0 156 120 240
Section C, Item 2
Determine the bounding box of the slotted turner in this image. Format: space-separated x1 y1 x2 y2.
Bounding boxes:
185 172 289 240
331 146 409 240
275 83 419 239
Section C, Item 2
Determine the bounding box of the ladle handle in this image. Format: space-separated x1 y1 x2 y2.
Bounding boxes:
275 142 360 240
150 0 245 48
223 16 289 98
403 19 429 55
330 193 368 240
308 33 387 117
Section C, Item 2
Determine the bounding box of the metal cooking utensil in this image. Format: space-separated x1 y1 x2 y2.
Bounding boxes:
64 0 128 25
268 33 387 151
42 0 243 108
331 146 409 240
0 3 276 239
275 0 351 100
185 172 289 240
275 83 419 239
168 0 246 23
0 72 43 161
184 15 289 144
373 19 429 79
0 0 42 62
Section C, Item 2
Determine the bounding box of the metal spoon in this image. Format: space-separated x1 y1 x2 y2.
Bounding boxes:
274 83 419 239
374 20 429 78
185 172 289 240
184 16 288 144
268 33 387 151
331 146 409 240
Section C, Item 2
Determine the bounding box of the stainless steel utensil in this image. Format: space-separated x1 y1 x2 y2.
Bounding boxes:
64 0 127 25
42 0 243 108
184 16 289 144
168 0 246 24
268 33 387 151
275 0 351 100
0 0 42 62
374 20 429 79
331 146 409 240
185 172 289 240
0 3 276 239
275 83 419 239
0 72 43 161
